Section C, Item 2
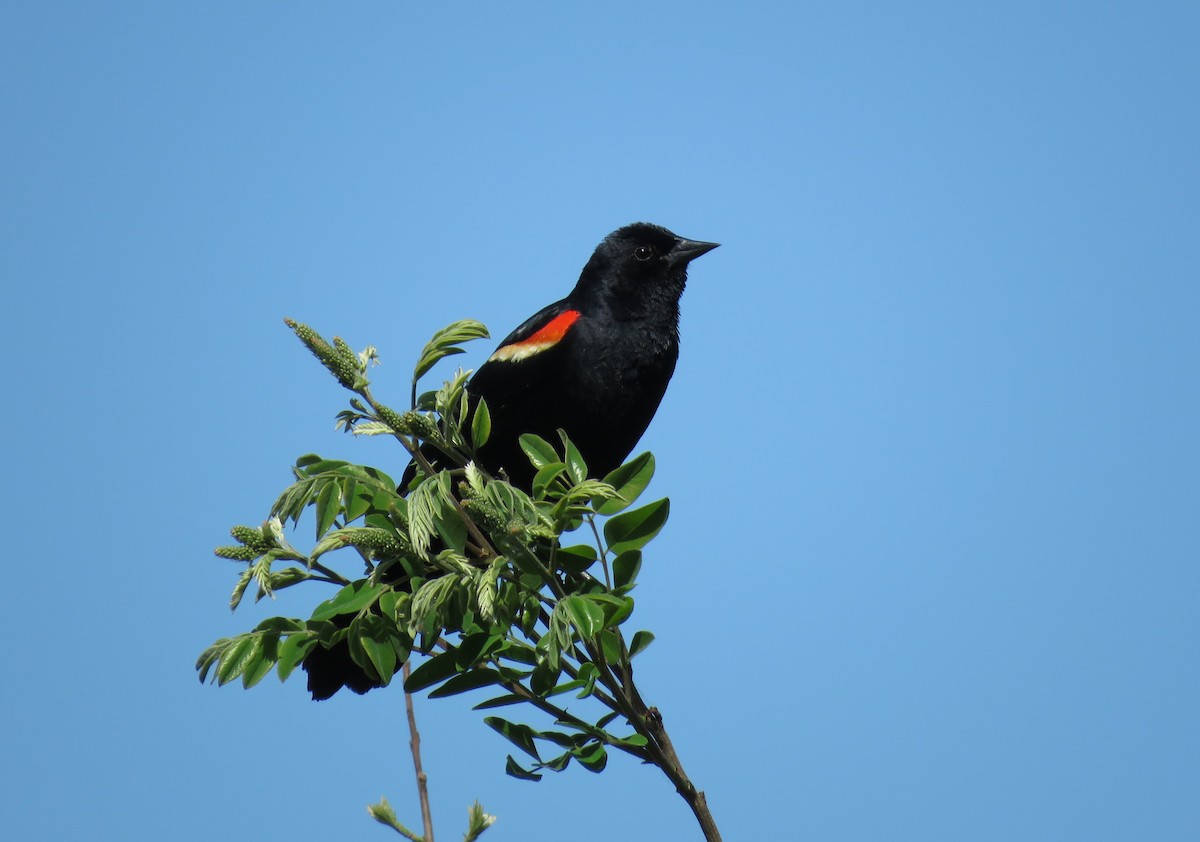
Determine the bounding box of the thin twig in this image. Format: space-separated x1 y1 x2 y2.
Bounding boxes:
402 661 435 842
310 560 351 585
585 514 612 588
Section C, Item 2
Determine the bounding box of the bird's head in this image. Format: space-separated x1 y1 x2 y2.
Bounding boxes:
573 222 719 318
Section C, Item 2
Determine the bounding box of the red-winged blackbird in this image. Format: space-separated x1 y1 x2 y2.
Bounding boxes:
303 222 718 699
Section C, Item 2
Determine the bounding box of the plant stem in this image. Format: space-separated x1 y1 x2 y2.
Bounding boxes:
586 631 722 841
402 661 435 842
635 702 721 842
585 514 612 587
310 560 351 585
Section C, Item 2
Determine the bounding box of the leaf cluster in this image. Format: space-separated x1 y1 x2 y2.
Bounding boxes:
199 320 676 784
368 797 495 842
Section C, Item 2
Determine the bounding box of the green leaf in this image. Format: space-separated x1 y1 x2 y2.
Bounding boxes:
358 637 396 684
377 590 399 622
253 615 301 632
329 462 396 492
561 594 605 639
339 478 359 519
587 593 634 628
545 601 572 656
603 498 670 555
599 629 622 664
453 632 489 668
433 506 468 555
531 461 567 499
454 632 506 669
241 636 276 689
428 668 504 699
276 632 317 682
216 635 258 686
499 641 538 666
613 550 642 589
504 755 543 782
540 751 572 772
342 479 374 522
545 677 586 697
529 662 560 695
464 800 496 840
314 479 341 539
366 797 406 835
307 618 340 644
574 662 599 699
558 430 588 485
557 543 596 575
596 711 620 730
297 457 351 475
471 397 492 449
575 742 608 773
404 650 461 692
597 452 655 515
310 580 383 621
629 630 655 658
414 319 490 382
195 642 222 684
409 471 461 555
407 575 458 638
519 434 559 470
485 717 541 760
350 420 394 437
229 568 253 611
472 693 525 710
264 567 310 594
353 615 398 685
539 732 575 750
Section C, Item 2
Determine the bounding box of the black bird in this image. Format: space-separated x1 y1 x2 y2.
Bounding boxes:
445 221 718 488
303 222 718 699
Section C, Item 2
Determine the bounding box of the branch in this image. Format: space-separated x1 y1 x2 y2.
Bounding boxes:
636 703 721 842
402 661 436 842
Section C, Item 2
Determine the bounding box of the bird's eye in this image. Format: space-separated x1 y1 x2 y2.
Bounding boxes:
634 245 654 261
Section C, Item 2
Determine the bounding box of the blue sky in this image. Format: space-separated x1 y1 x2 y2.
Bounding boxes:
2 2 1198 840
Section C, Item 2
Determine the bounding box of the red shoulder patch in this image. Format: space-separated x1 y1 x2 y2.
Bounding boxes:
489 309 581 363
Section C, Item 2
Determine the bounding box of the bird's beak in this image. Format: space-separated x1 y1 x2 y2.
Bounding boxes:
667 237 720 268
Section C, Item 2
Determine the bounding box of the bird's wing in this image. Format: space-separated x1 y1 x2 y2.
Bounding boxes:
467 299 583 413
483 299 583 364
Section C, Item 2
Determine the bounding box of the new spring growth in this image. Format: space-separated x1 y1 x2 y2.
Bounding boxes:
230 524 274 551
309 526 410 565
213 545 259 561
214 523 279 560
376 402 438 440
284 318 363 390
